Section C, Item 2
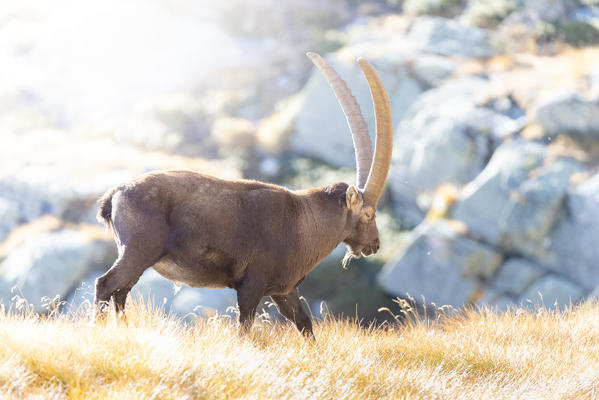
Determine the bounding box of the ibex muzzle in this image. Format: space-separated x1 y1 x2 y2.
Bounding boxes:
94 52 393 339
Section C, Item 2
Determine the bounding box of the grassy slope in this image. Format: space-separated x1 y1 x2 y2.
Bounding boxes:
1 300 599 399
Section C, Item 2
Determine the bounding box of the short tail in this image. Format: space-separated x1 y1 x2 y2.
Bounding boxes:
97 187 119 227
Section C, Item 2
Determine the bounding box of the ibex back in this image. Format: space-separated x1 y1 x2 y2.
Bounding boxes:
95 53 393 339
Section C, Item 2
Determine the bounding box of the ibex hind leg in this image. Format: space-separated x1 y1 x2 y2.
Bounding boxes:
94 203 168 318
94 251 158 318
236 275 267 335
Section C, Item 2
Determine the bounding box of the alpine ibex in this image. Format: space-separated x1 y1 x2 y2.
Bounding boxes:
95 52 393 338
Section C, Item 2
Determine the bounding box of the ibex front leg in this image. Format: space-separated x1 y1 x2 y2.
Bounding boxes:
272 289 315 340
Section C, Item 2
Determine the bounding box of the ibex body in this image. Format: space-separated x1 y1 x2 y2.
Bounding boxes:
95 53 393 338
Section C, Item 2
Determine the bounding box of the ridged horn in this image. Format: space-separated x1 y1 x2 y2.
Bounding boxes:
358 58 393 208
306 52 373 189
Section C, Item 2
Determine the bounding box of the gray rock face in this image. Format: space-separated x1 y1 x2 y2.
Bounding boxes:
410 54 458 87
519 275 585 308
171 287 237 317
451 140 584 260
492 258 544 296
0 230 113 312
389 77 516 224
130 269 180 308
377 221 502 307
63 269 104 315
534 92 599 143
290 53 422 167
0 165 104 224
406 17 495 58
0 198 19 242
130 268 237 317
548 172 599 290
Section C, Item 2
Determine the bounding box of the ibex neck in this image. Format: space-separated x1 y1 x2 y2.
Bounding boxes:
294 183 349 270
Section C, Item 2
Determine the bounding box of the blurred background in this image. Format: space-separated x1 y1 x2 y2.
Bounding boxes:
1 0 599 322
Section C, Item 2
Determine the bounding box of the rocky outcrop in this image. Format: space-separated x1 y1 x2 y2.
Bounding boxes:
533 92 599 144
451 140 584 260
389 77 523 225
289 52 422 167
406 16 495 58
377 221 502 307
130 269 238 317
379 139 593 309
547 171 599 291
0 229 114 313
0 198 19 242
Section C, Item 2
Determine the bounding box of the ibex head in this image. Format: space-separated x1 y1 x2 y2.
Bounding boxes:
307 52 393 261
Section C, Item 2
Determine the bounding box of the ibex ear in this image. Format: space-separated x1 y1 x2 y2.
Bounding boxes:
346 185 363 212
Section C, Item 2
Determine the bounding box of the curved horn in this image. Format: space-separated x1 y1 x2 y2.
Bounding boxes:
306 52 373 189
358 58 393 208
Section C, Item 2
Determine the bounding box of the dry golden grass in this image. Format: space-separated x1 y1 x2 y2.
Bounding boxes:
1 298 599 399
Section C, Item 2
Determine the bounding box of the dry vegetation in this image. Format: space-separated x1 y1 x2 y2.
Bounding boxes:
1 298 599 399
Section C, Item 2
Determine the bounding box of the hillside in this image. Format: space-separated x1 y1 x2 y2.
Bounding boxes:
1 300 598 399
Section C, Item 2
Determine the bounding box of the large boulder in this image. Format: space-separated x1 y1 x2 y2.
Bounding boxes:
406 17 495 58
0 198 19 242
389 77 521 225
403 0 465 17
547 172 599 290
519 275 585 308
67 267 238 317
131 269 237 317
103 93 215 157
533 92 599 144
63 269 105 314
171 287 237 317
409 54 458 87
0 130 241 225
289 51 422 167
491 258 545 296
0 229 114 312
377 221 503 307
451 140 585 260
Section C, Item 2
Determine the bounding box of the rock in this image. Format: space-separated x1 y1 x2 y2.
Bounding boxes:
403 0 465 17
533 92 599 144
0 229 113 313
589 68 599 99
63 269 105 315
493 0 590 51
476 288 517 312
258 157 281 178
547 172 599 289
451 140 585 260
492 258 545 296
409 54 458 87
129 269 238 317
406 17 495 58
377 221 503 307
570 6 599 28
171 287 237 317
500 0 579 25
0 130 241 225
519 275 585 307
103 92 220 158
461 0 520 28
289 52 422 167
389 77 517 225
0 198 20 242
130 269 180 308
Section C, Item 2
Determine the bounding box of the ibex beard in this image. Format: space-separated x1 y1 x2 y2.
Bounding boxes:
94 52 393 339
